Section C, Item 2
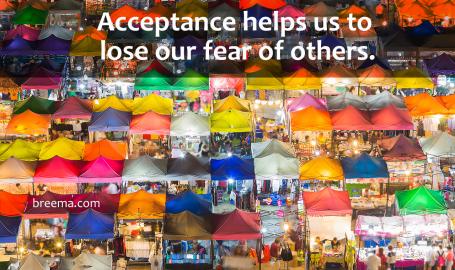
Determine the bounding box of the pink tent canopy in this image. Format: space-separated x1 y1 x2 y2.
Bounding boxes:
4 25 40 41
278 5 305 18
52 97 92 120
379 134 426 161
370 105 414 130
24 191 73 219
21 67 62 90
33 156 81 183
67 193 120 214
212 209 261 240
287 93 327 112
79 156 124 183
303 188 352 216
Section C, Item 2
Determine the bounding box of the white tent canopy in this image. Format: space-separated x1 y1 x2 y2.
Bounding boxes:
20 253 54 270
254 154 299 180
308 215 352 244
209 3 240 19
122 155 167 182
420 132 455 156
251 139 296 158
170 112 210 137
327 92 368 111
363 91 406 110
72 253 112 270
39 25 74 40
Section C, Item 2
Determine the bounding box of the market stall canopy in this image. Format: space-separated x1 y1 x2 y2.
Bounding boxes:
290 106 332 131
245 59 282 74
51 0 82 10
379 134 426 161
357 65 396 87
369 105 414 130
69 36 102 56
0 157 36 183
394 0 432 21
287 94 326 113
79 156 123 183
338 4 370 22
4 25 40 41
299 156 344 181
254 154 299 180
170 112 210 137
176 1 208 18
0 71 19 94
131 94 173 115
251 139 296 158
21 67 62 90
52 97 92 120
166 190 212 215
393 67 434 89
0 216 21 243
0 36 36 56
130 111 171 135
118 190 165 220
175 35 205 56
209 2 240 19
147 3 172 18
83 139 127 161
239 0 285 9
404 92 448 116
164 211 213 240
363 91 406 110
72 26 107 42
72 254 112 270
24 191 73 218
6 110 51 135
109 4 145 21
278 4 305 18
13 95 55 115
134 69 174 91
12 5 48 25
0 139 42 161
341 152 389 179
65 209 114 240
88 108 131 132
358 55 391 70
327 92 367 111
312 34 346 50
122 155 167 182
171 69 209 91
38 25 74 40
211 156 255 181
67 193 120 214
35 35 71 55
137 59 173 76
396 186 447 215
213 95 251 113
330 105 373 130
93 95 132 112
0 0 15 11
0 191 27 216
303 1 337 17
303 188 352 216
283 68 321 91
19 253 52 270
210 109 252 133
39 137 85 160
246 70 284 91
436 94 455 114
33 156 81 183
423 53 455 76
419 131 455 156
166 154 210 181
212 209 261 240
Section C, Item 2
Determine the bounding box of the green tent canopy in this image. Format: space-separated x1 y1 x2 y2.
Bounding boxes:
12 5 49 25
13 96 56 115
134 69 173 91
171 69 209 91
396 186 447 215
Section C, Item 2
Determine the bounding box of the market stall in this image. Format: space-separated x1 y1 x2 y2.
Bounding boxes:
299 156 344 189
38 137 85 160
13 96 56 115
78 156 124 184
33 156 80 194
122 155 167 190
52 97 92 120
0 157 35 189
88 108 131 142
395 186 447 215
166 190 212 216
5 110 51 137
83 139 127 161
170 112 210 157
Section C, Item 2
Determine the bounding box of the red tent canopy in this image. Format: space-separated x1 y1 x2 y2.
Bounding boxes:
130 111 171 135
330 105 373 130
138 59 173 76
369 105 414 130
79 157 124 183
33 156 81 183
239 0 286 10
52 97 92 120
67 193 120 214
379 134 426 161
212 209 261 240
0 191 27 216
303 188 352 216
21 68 61 90
24 191 73 218
110 5 146 21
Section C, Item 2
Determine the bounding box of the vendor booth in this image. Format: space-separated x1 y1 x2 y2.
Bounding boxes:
38 137 84 160
395 186 447 215
170 112 210 157
299 156 344 189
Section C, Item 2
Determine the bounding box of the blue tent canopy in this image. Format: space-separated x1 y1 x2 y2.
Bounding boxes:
166 190 212 215
0 216 21 243
312 34 346 50
0 36 36 56
358 55 391 70
241 5 275 39
65 209 114 240
408 20 438 37
175 35 206 56
211 156 255 181
88 108 131 132
341 152 389 179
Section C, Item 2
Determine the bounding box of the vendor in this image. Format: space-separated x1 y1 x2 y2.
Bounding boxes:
312 236 323 252
331 237 341 252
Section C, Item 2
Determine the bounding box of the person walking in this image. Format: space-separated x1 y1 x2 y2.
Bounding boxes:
446 246 454 270
436 245 445 270
424 244 436 270
386 245 396 270
367 250 381 270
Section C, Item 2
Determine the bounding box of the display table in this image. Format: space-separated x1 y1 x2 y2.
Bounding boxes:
357 258 424 269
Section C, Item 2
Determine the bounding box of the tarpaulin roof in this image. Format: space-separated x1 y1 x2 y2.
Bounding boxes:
284 67 321 91
12 5 48 25
369 105 414 130
19 253 51 270
0 139 42 161
436 94 455 114
431 0 455 20
209 2 240 19
6 110 51 135
303 1 337 17
303 188 352 216
212 209 261 240
134 68 173 91
88 108 131 132
245 59 282 74
109 4 145 21
396 186 447 215
394 0 433 21
122 155 167 182
0 36 36 56
409 20 438 37
51 0 82 10
239 0 285 9
331 105 373 131
39 137 85 160
363 91 406 110
312 34 346 50
24 191 73 218
130 111 171 135
0 191 27 216
4 25 40 41
322 65 358 90
254 154 299 180
71 254 112 270
170 112 210 137
0 0 15 11
420 131 455 156
66 209 114 239
166 154 210 181
79 156 123 183
13 95 55 115
299 156 344 181
131 94 173 115
211 156 255 181
118 190 165 220
93 95 132 112
166 190 212 215
251 139 296 158
69 37 102 56
0 216 21 243
341 152 389 179
424 53 455 76
246 70 284 90
210 109 252 133
35 34 71 55
83 139 127 161
278 4 305 18
338 4 369 22
52 97 92 119
176 1 208 18
358 55 391 70
0 157 36 183
67 193 120 214
357 64 396 87
287 93 326 112
33 156 80 183
72 26 107 42
213 95 251 113
171 69 209 91
38 25 74 40
164 211 212 240
175 35 206 56
404 92 448 116
290 106 332 131
394 67 434 89
137 59 173 75
21 67 62 90
379 134 426 161
147 3 172 18
327 92 367 111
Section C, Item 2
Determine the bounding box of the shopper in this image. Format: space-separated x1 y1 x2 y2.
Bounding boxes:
436 245 445 270
377 247 387 270
366 250 381 270
446 246 454 270
386 245 396 270
424 244 436 270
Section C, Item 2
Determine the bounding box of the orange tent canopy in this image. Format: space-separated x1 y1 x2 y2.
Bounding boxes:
239 0 286 10
147 3 172 18
118 190 166 220
109 4 146 22
73 26 107 42
0 191 27 216
436 94 455 113
339 4 370 22
6 110 50 135
83 139 127 161
0 0 15 11
404 92 449 116
395 0 433 21
130 111 171 135
291 106 333 131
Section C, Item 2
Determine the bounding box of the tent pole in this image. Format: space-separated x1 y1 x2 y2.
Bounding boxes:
385 176 390 216
257 238 262 270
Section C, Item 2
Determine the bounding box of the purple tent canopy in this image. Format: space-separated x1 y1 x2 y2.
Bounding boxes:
174 35 206 56
312 34 346 49
424 53 455 76
287 93 327 112
281 59 318 73
36 35 71 55
88 108 131 132
0 36 36 56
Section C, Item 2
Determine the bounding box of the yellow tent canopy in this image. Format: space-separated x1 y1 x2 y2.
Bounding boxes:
118 190 165 220
0 139 42 161
210 109 252 133
93 95 133 112
283 67 321 90
176 3 207 19
290 106 333 131
176 0 207 8
299 156 344 181
6 110 50 135
357 64 396 87
39 137 85 160
247 70 283 91
69 37 102 57
213 96 251 113
132 94 173 115
394 67 434 89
